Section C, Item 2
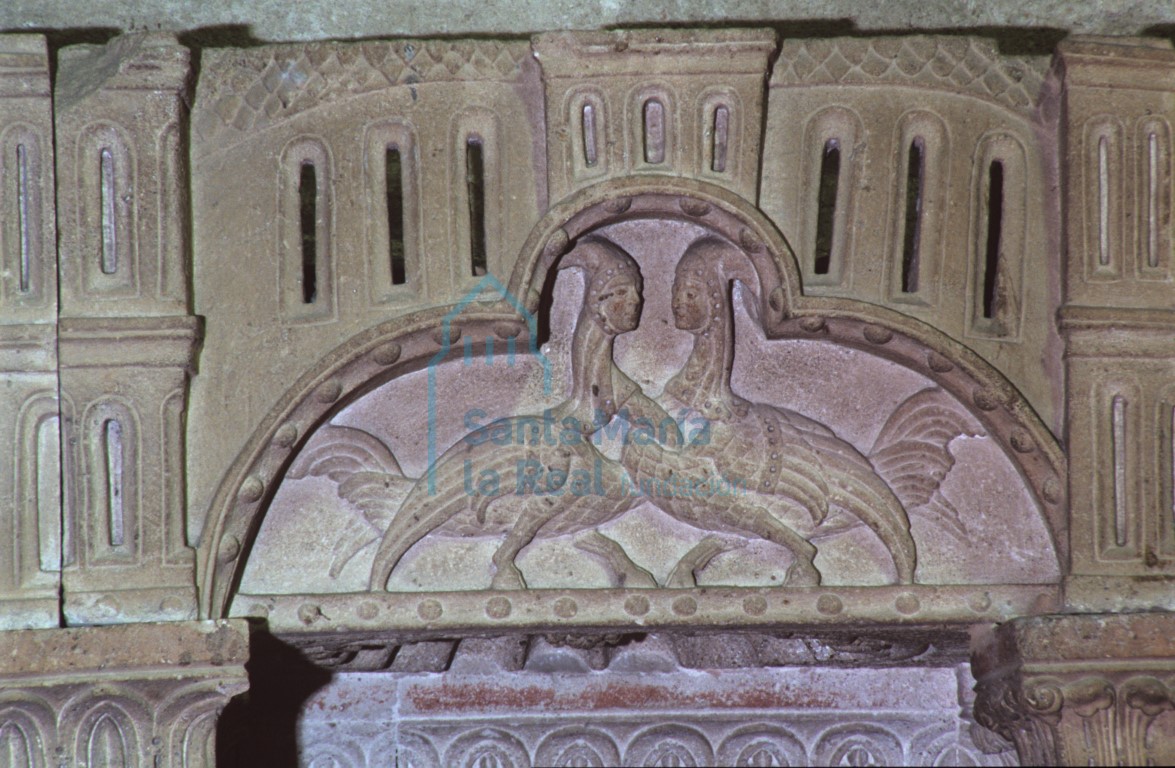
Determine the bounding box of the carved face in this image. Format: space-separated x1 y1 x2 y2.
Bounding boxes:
595 274 643 334
671 274 711 333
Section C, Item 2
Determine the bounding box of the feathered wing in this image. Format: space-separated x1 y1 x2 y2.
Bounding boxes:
710 415 832 526
718 405 917 583
288 425 414 576
869 387 985 539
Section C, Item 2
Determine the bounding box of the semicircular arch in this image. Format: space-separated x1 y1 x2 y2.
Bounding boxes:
200 175 1065 619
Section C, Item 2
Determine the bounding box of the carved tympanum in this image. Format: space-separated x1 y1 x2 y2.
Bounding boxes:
250 202 1053 615
287 227 979 593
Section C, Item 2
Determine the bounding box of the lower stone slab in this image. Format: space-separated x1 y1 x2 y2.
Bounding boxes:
285 664 1016 767
0 620 250 768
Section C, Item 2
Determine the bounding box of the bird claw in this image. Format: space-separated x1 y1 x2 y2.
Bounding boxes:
574 531 658 588
665 535 739 588
783 558 821 587
490 562 528 590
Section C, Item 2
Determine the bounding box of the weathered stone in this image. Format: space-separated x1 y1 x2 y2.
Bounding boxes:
0 14 1174 766
55 33 201 625
0 34 58 631
973 614 1175 766
0 620 250 768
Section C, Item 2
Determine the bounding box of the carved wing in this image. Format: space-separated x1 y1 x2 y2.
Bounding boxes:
709 407 835 525
288 425 413 576
869 387 985 537
288 424 403 481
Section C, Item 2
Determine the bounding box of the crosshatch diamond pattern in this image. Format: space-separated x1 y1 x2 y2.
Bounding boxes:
774 37 1047 113
195 40 529 144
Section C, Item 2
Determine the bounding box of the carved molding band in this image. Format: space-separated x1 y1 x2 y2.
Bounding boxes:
0 621 249 768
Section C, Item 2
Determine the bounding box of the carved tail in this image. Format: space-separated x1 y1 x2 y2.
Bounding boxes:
368 422 576 590
824 468 918 583
869 387 986 539
367 464 479 590
767 408 917 583
289 426 414 576
288 424 403 481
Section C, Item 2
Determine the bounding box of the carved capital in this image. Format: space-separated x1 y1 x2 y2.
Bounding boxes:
972 614 1175 766
0 621 250 768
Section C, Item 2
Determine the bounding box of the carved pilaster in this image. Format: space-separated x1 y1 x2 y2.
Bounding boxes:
1058 37 1175 610
0 34 60 629
534 29 776 203
0 620 250 768
53 33 200 624
55 33 193 319
972 613 1175 766
58 316 202 624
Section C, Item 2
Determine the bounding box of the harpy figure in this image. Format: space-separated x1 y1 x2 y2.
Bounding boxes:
623 237 973 586
361 236 675 590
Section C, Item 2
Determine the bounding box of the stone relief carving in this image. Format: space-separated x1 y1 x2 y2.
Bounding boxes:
286 659 1016 768
773 37 1049 115
235 190 1059 636
0 621 249 768
972 614 1175 766
297 231 985 594
3 19 1175 768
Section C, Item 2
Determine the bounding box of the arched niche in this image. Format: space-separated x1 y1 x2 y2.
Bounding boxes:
201 177 1064 634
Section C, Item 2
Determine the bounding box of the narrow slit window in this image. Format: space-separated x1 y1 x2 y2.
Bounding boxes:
582 104 598 167
901 139 925 293
299 161 317 303
466 137 487 276
982 160 1004 319
1148 131 1160 269
814 139 840 275
104 419 124 548
711 105 729 173
1112 395 1127 547
17 144 31 292
385 147 406 285
100 148 117 275
644 99 665 164
1098 136 1110 266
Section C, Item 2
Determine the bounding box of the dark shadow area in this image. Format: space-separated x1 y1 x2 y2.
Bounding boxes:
0 27 120 86
604 18 858 37
184 27 531 48
176 24 267 49
602 18 1068 56
1142 24 1175 43
859 25 1069 56
533 243 563 348
217 623 333 768
177 26 267 89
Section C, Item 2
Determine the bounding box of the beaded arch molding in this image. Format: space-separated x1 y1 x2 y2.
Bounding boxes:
199 175 1066 621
